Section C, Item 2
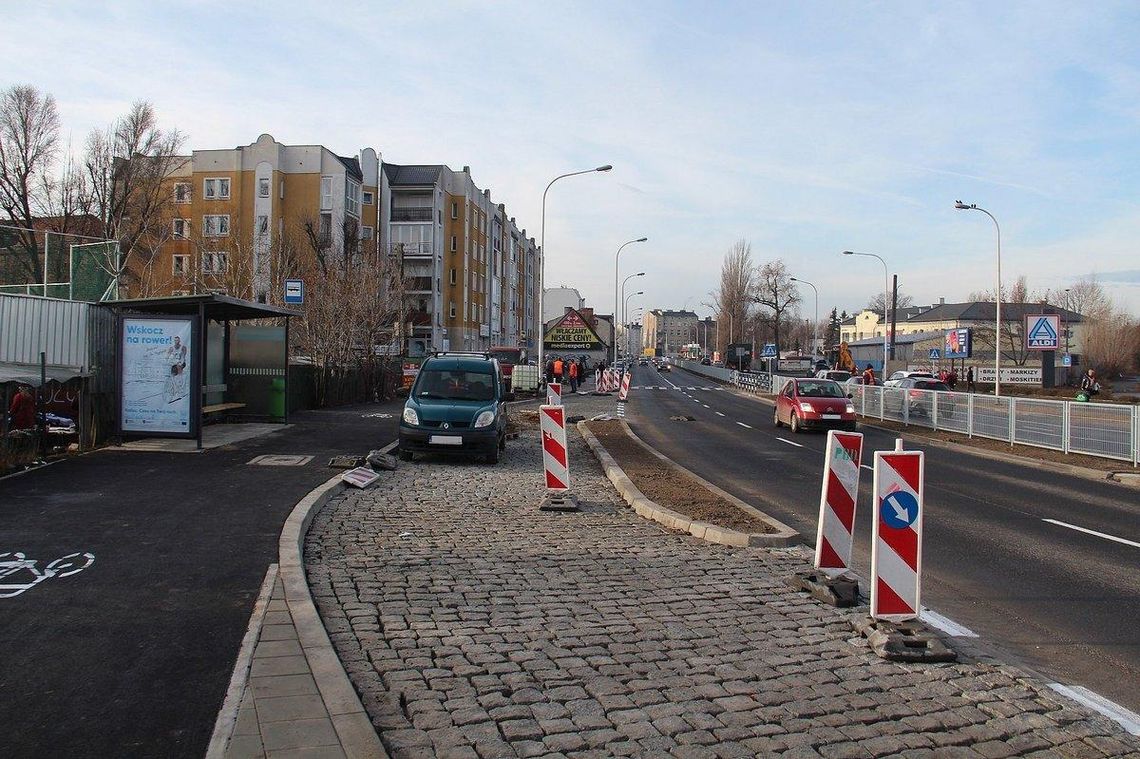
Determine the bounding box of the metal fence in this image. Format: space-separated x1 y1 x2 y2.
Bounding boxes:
673 358 1139 466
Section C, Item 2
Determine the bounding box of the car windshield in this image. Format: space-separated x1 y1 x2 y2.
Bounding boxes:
416 369 496 401
796 380 844 398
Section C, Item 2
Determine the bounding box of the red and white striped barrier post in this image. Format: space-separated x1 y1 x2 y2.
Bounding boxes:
617 371 632 402
871 449 924 622
815 430 863 577
594 368 601 389
540 404 570 490
546 381 562 406
606 368 618 392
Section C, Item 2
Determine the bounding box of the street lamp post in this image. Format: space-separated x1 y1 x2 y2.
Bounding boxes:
537 164 612 372
955 201 1002 395
621 272 645 331
789 276 818 359
841 251 889 378
614 237 647 364
624 290 643 344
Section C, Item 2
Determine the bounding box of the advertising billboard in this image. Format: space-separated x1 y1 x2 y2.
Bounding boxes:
943 328 971 359
1025 314 1060 350
119 316 198 436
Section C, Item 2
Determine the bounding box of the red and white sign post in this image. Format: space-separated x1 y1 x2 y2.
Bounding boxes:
814 430 863 576
540 404 570 491
546 381 562 406
870 450 925 622
617 371 632 402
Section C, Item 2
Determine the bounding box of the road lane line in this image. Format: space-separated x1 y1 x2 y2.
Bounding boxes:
1048 683 1140 736
921 608 978 638
702 404 710 408
736 422 752 429
776 437 803 448
1042 519 1140 549
715 412 725 417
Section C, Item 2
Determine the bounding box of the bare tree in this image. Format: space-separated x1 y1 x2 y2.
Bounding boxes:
753 258 801 353
1058 276 1110 319
83 101 185 294
704 239 754 357
867 290 914 315
0 84 60 280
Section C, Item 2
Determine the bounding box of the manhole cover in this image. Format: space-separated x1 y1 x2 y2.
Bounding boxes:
247 455 314 466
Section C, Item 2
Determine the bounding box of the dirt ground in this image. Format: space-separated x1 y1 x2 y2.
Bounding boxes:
585 420 776 533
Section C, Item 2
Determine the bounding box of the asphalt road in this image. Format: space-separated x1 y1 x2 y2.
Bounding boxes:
0 402 402 758
626 363 1140 713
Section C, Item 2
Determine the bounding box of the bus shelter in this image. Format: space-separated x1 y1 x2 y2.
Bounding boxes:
110 294 297 450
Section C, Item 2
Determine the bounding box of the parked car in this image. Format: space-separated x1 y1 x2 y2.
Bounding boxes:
889 376 956 418
815 369 852 383
884 370 935 388
845 375 880 387
638 358 648 366
773 378 857 433
701 358 712 365
399 352 512 464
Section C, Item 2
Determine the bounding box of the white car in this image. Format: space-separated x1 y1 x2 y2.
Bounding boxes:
884 370 935 388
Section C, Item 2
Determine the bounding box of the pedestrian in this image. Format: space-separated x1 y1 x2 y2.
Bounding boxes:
568 359 579 392
946 368 958 390
8 385 36 431
553 356 564 385
545 358 555 384
966 365 976 393
861 363 875 386
1080 369 1100 397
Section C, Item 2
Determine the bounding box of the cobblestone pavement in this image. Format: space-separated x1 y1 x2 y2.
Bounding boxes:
305 394 1140 758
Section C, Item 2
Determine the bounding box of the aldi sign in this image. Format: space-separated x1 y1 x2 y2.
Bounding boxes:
1025 314 1060 351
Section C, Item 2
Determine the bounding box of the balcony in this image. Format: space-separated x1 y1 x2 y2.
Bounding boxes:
408 277 433 293
390 207 433 223
390 241 433 258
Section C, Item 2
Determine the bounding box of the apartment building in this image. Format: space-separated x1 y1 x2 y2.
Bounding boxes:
144 133 380 301
643 309 698 354
382 163 540 356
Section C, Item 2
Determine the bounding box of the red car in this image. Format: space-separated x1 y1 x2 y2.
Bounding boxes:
774 378 857 433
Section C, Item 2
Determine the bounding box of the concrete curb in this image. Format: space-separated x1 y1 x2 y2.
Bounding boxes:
278 472 388 759
577 421 800 547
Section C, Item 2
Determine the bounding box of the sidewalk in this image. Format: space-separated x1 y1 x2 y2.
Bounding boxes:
300 390 1140 758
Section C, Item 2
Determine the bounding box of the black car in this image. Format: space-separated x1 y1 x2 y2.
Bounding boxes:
890 377 955 418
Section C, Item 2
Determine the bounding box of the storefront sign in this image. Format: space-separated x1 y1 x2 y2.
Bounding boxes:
543 309 603 351
976 366 1042 385
119 316 197 435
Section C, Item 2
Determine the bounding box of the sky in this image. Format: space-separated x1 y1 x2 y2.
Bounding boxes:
6 0 1140 321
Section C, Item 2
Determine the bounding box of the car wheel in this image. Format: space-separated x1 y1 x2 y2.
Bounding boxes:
790 414 801 433
774 408 782 427
485 446 499 465
498 432 506 451
398 448 413 462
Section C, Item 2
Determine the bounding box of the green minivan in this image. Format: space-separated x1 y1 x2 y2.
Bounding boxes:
398 352 512 464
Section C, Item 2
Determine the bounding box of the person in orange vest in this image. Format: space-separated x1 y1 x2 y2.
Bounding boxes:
861 364 876 386
568 359 579 392
552 357 564 385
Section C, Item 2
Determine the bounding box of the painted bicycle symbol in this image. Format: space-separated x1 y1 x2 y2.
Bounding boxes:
0 551 95 598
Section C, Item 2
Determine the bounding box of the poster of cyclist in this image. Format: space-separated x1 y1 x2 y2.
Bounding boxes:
119 316 197 435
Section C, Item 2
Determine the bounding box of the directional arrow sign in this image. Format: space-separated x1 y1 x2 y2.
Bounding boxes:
881 490 918 529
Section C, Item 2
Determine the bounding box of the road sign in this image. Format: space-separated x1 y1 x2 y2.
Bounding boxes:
546 382 562 406
1026 314 1060 350
760 343 778 358
928 348 941 360
284 279 304 305
871 450 924 622
814 430 864 577
1062 353 1072 367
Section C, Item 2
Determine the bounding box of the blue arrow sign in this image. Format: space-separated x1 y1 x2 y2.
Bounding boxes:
881 490 919 529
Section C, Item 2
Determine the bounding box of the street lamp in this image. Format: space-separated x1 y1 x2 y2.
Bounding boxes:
842 251 889 378
537 164 612 371
621 272 645 329
614 237 648 364
623 292 643 358
955 201 1002 395
789 276 818 358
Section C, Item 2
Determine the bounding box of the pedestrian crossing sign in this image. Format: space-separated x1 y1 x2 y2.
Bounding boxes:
1025 314 1060 350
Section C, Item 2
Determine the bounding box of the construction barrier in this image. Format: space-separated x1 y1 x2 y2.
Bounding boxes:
814 430 864 577
617 371 632 402
870 449 925 622
540 404 570 491
546 382 562 406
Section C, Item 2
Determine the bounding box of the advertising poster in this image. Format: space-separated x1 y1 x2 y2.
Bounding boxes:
944 328 971 359
543 309 603 351
120 317 196 435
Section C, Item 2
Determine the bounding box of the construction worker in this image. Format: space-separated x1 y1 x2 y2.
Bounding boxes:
568 359 579 392
552 356 564 384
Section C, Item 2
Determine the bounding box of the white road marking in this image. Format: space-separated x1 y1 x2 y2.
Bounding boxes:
736 422 752 429
776 437 804 448
715 412 725 417
702 404 710 408
1042 519 1140 549
920 608 978 638
1048 683 1140 736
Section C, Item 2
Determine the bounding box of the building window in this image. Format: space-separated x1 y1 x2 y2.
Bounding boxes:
320 176 333 210
202 252 228 274
279 180 285 199
450 235 457 252
318 212 331 239
363 191 374 205
203 214 230 237
258 177 270 198
449 267 456 285
172 218 188 238
450 302 456 319
346 181 361 218
203 178 230 200
174 183 191 203
451 202 458 219
172 254 190 276
256 215 269 236
361 225 374 240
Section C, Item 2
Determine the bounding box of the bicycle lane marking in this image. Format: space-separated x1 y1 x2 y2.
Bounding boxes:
0 551 95 598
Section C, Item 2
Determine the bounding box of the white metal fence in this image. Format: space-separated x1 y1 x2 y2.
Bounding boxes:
672 359 1139 466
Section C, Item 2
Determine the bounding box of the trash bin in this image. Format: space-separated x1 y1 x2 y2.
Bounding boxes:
269 377 286 418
